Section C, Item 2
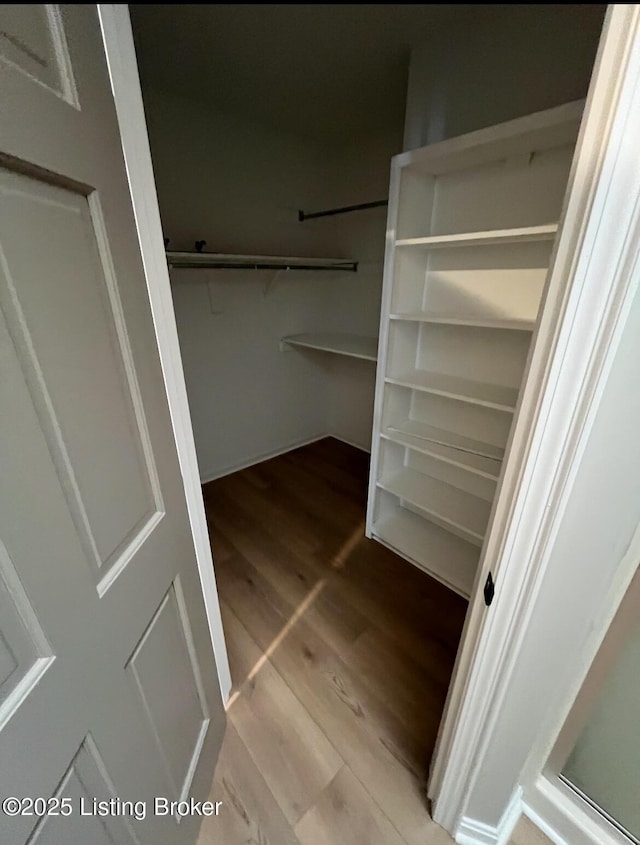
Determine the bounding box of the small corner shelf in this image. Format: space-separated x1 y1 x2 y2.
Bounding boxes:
281 333 378 362
166 251 358 272
395 223 558 250
389 312 535 332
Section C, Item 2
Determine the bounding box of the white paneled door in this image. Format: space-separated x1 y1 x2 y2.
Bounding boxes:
0 5 225 843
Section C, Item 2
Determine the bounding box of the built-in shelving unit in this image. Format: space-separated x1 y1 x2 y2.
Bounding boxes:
166 252 358 272
281 332 378 362
366 101 583 598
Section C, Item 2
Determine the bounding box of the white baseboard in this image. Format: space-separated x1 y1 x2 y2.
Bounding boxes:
328 432 371 453
200 431 373 484
199 433 327 483
456 788 522 845
524 775 630 845
456 818 503 845
523 788 570 845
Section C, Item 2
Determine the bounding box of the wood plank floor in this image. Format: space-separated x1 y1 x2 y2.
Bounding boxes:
195 438 530 845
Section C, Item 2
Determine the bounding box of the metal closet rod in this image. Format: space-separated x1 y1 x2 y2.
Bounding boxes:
298 199 388 222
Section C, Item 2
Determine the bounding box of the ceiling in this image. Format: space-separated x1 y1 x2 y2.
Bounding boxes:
130 4 483 145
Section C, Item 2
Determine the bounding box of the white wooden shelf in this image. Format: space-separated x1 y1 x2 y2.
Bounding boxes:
389 312 535 331
385 369 518 413
381 428 501 481
373 509 478 598
394 223 558 250
384 418 505 461
378 468 491 546
281 333 378 362
167 252 358 272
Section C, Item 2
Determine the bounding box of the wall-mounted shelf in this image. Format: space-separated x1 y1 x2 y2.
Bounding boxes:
395 223 558 250
166 251 358 272
281 333 378 362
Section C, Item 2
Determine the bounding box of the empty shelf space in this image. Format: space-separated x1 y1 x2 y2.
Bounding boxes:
377 467 491 545
384 418 505 461
389 312 535 331
395 224 558 250
373 509 479 598
385 369 518 413
281 333 378 361
381 428 501 480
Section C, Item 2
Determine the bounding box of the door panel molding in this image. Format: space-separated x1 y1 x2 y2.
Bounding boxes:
126 577 210 808
0 8 226 843
0 5 78 106
28 733 140 845
0 538 53 732
87 190 164 517
0 167 166 594
97 4 231 701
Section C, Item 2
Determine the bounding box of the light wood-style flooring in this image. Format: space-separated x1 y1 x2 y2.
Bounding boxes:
196 437 543 845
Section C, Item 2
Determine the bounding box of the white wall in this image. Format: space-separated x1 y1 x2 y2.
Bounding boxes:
403 4 605 150
316 127 401 451
142 88 399 477
143 89 339 480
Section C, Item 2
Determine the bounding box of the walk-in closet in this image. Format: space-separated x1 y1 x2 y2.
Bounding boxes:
130 5 605 844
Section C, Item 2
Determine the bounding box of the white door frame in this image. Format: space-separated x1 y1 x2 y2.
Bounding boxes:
429 3 640 841
97 5 231 703
524 543 640 845
95 3 640 839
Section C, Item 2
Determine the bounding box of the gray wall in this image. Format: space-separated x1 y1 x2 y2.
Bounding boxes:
143 88 398 479
563 621 640 838
404 5 605 150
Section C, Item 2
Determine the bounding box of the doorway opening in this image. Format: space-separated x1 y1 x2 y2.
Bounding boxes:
128 5 605 842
